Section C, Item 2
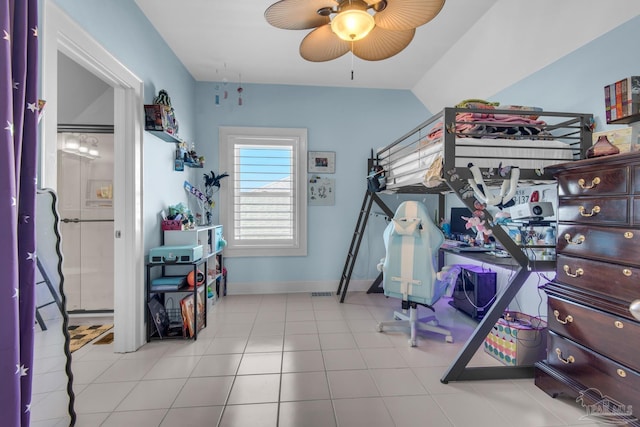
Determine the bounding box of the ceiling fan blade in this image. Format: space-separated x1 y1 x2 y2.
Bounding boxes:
300 25 350 62
352 26 415 61
374 0 445 31
265 0 335 30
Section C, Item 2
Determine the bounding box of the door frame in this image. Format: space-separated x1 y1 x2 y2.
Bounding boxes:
42 3 145 352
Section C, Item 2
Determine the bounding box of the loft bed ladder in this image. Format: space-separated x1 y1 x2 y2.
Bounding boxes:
336 188 394 303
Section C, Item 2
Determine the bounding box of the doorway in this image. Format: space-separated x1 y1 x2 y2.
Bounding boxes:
57 127 115 312
43 3 145 352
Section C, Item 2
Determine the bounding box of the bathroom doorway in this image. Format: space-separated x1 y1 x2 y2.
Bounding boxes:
57 127 114 311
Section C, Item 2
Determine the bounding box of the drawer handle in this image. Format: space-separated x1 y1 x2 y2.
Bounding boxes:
578 205 600 217
617 369 627 378
623 269 632 277
564 233 585 245
553 309 573 325
555 348 575 364
563 265 584 278
577 176 600 189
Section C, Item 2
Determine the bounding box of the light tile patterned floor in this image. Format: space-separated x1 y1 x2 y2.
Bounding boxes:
32 292 606 426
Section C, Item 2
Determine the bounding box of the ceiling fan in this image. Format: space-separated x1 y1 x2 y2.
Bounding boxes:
264 0 446 62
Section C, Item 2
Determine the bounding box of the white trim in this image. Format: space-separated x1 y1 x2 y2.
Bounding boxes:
219 126 308 257
225 280 374 295
42 4 145 353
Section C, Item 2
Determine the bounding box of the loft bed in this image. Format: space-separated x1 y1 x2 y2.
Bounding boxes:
347 106 594 383
377 107 592 194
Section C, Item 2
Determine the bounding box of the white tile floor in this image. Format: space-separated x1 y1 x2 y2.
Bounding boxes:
31 292 606 426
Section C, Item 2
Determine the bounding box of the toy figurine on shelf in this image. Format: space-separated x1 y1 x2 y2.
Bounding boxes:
202 171 229 225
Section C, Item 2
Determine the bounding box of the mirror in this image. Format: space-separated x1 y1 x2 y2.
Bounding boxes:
34 188 76 425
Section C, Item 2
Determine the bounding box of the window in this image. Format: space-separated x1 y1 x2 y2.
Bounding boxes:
219 127 307 257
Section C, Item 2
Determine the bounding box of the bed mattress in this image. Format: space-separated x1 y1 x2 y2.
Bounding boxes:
379 137 575 189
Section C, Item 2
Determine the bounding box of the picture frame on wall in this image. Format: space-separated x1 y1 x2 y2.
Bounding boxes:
308 151 335 173
308 176 335 206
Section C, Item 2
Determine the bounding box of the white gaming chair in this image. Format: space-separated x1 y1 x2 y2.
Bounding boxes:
377 201 453 347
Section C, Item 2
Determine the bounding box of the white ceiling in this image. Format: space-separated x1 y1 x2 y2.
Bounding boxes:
134 0 498 90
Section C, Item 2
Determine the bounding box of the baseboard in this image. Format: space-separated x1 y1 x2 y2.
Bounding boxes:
226 279 375 295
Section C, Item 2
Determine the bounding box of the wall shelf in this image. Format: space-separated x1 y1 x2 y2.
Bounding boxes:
608 113 640 125
146 129 184 144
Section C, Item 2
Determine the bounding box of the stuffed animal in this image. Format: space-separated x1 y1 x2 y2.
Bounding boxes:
462 215 492 235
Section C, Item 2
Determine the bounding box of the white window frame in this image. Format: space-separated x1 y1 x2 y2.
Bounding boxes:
219 127 307 257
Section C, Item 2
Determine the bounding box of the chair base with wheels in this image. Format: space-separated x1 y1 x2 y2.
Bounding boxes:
377 301 453 347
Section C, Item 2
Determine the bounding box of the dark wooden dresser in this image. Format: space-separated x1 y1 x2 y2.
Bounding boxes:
535 152 640 426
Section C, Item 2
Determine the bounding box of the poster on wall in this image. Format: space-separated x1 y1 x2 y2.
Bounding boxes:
308 176 335 206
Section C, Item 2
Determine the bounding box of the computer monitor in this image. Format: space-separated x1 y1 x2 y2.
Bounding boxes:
449 207 476 237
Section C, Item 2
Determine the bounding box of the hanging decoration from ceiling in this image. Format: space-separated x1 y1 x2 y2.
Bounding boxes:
213 65 244 107
265 0 445 62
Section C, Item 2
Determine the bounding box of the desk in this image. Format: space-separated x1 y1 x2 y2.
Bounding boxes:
440 243 556 383
439 247 555 271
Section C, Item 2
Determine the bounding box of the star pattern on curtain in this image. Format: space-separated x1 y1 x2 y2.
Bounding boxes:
15 364 29 377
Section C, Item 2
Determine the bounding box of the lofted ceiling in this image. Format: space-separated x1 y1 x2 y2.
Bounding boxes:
134 0 498 90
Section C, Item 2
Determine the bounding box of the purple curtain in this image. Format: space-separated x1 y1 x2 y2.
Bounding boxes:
1 0 39 426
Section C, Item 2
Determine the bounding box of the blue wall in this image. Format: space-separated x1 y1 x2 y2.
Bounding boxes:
194 83 430 284
492 16 640 133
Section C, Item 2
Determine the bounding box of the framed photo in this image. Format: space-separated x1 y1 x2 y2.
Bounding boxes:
308 176 335 206
308 151 335 173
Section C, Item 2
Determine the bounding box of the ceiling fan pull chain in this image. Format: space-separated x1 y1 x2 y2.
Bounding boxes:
351 47 355 80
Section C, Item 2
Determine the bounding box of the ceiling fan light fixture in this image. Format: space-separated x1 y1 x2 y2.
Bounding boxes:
330 1 375 41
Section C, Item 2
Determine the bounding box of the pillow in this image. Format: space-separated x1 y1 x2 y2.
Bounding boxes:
455 99 499 109
500 105 543 120
392 218 422 236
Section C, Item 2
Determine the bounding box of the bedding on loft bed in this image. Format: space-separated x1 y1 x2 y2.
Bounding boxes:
376 107 593 193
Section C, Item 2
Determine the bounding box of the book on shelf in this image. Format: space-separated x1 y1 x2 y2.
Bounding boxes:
605 76 640 122
615 79 623 119
148 296 170 338
604 84 611 123
180 289 205 338
630 76 640 116
150 276 184 291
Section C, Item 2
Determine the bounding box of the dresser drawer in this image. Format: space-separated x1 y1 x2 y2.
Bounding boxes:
547 296 640 372
557 197 628 225
555 254 640 304
557 167 628 197
557 223 640 267
546 331 640 414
